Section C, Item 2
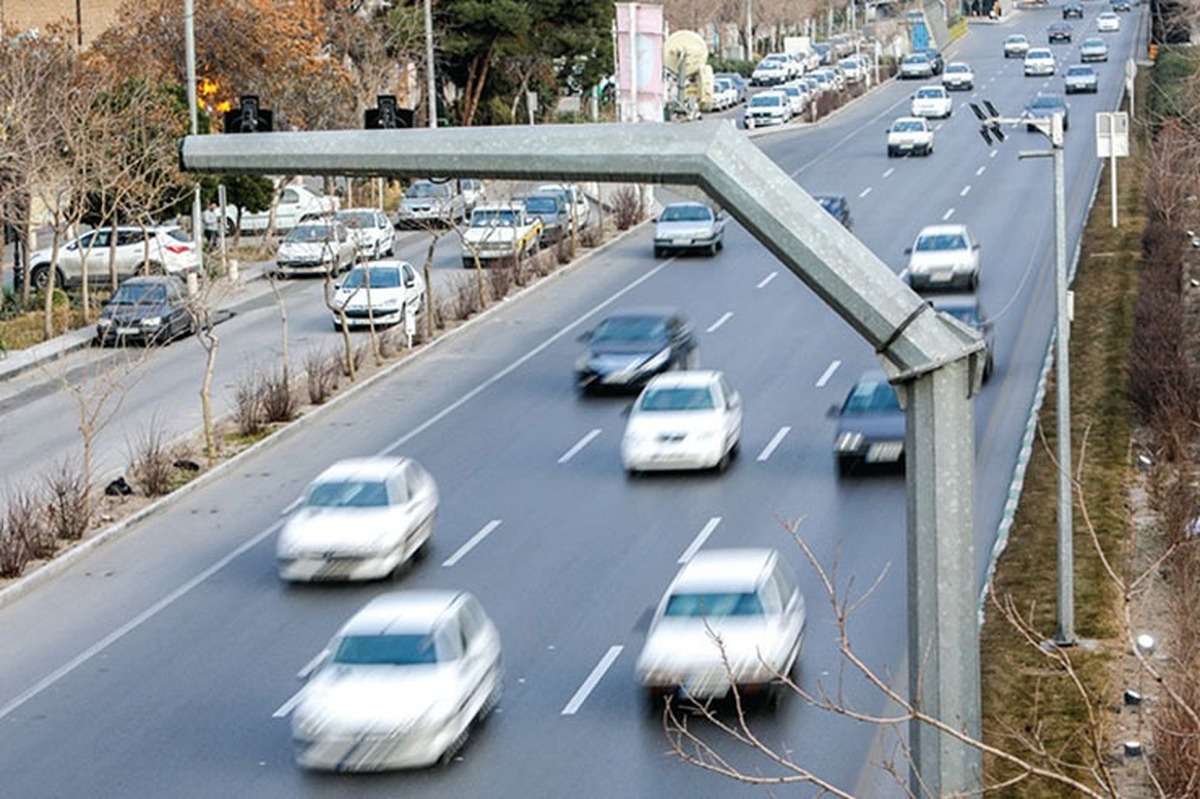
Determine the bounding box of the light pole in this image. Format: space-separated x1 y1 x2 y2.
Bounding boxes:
424 0 437 128
185 0 203 273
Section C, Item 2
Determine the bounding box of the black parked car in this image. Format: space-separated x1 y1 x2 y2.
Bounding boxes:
95 275 193 346
814 194 854 230
574 307 697 393
519 192 571 244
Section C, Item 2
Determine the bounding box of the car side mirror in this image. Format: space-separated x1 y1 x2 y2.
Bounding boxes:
904 247 913 255
404 278 414 288
729 391 741 409
332 283 341 291
577 331 591 343
972 244 981 251
827 404 841 418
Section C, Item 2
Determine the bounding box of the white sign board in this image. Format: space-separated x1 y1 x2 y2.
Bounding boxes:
1095 111 1129 158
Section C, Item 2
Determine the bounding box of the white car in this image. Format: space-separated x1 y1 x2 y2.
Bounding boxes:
636 548 806 707
751 57 789 86
886 116 934 157
1024 48 1057 77
331 260 426 331
942 61 974 91
1003 34 1030 58
621 370 742 474
26 225 199 290
710 78 737 110
744 90 791 127
396 179 466 227
911 85 954 118
654 202 726 257
779 82 809 116
1097 11 1121 31
837 56 866 84
276 457 438 581
291 590 502 771
905 223 982 291
335 208 395 260
273 220 357 277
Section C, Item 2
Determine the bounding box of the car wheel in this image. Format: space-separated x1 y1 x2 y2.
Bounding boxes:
836 457 855 478
708 241 719 257
29 265 52 292
925 143 933 156
715 448 732 473
653 246 664 259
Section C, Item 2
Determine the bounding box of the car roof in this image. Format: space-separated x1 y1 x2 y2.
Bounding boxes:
643 369 723 391
312 456 411 483
893 115 928 124
663 201 710 211
930 294 981 313
916 223 971 236
347 259 412 271
337 590 465 637
337 207 382 215
669 549 778 592
118 275 184 287
601 306 681 323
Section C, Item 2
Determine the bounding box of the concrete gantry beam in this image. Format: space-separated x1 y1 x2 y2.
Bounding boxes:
180 120 985 795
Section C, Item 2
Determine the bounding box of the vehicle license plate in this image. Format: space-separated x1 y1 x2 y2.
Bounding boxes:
117 327 139 336
673 238 691 246
867 442 903 463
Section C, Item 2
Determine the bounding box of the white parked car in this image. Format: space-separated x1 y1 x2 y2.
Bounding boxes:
744 90 791 127
905 223 982 291
751 57 789 86
710 78 737 110
779 82 809 117
539 183 590 229
941 61 974 91
621 370 742 475
636 548 806 708
837 57 866 84
26 225 199 290
291 590 502 771
1024 48 1057 77
1097 11 1121 31
336 208 395 261
276 457 438 581
911 85 954 118
331 260 426 331
886 116 934 157
273 220 356 277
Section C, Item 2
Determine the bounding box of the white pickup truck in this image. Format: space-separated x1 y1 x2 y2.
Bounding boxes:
460 203 543 268
226 184 340 233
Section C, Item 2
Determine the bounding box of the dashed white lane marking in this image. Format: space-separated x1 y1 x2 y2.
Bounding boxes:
757 426 792 462
561 645 624 715
976 165 986 176
442 519 503 567
990 150 998 159
558 429 602 464
757 271 778 289
961 185 972 197
679 517 722 564
816 360 842 388
859 187 873 198
942 208 956 221
883 167 895 178
706 312 733 333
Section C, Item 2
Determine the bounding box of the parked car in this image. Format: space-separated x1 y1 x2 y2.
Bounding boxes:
232 184 340 233
941 61 975 91
911 85 954 118
458 178 486 212
291 590 501 770
1064 64 1099 94
814 194 853 230
538 183 590 229
899 52 934 79
27 225 199 291
832 370 906 476
1097 10 1121 31
837 56 867 84
751 57 789 86
905 223 981 291
886 116 935 157
1047 22 1073 43
1063 1 1084 17
621 370 743 475
779 82 809 117
274 220 356 277
396 179 466 228
930 294 995 383
654 202 726 257
94 275 193 346
1025 92 1070 131
335 208 394 261
921 48 945 75
1080 37 1110 62
714 72 748 104
519 191 571 244
812 66 844 91
636 548 806 708
330 260 426 331
276 457 439 582
460 203 542 268
744 90 792 127
1024 48 1057 77
1003 34 1031 58
710 78 737 111
574 307 697 393
811 42 833 65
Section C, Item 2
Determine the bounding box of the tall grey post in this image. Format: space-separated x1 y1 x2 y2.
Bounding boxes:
178 122 986 794
1052 114 1074 645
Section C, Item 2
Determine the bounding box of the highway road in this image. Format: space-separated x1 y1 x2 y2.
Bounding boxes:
0 5 1142 797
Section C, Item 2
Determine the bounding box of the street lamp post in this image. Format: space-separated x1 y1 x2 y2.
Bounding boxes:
424 0 437 128
185 0 203 274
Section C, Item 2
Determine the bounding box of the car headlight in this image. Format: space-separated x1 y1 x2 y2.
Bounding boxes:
835 431 864 452
638 348 671 373
97 318 113 328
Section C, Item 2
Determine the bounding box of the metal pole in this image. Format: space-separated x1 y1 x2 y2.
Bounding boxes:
1052 112 1075 645
424 0 437 128
185 0 203 273
1110 115 1118 229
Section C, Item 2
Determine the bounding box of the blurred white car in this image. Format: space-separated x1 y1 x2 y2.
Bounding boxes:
1024 48 1057 77
744 90 791 127
636 548 806 707
751 57 789 86
621 370 742 474
911 85 953 118
331 260 426 331
1097 11 1121 31
336 208 395 261
274 221 356 277
905 223 981 291
276 457 438 581
941 61 974 91
291 590 502 771
886 116 934 157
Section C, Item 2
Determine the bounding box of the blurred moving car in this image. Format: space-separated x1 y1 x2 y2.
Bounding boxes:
814 194 853 230
1080 37 1110 61
27 225 199 291
832 370 906 476
1111 0 1132 10
275 220 356 277
744 90 792 127
899 52 935 79
941 61 975 91
336 208 395 261
636 548 806 708
574 307 697 393
886 116 934 157
396 179 466 228
653 202 726 258
1047 22 1073 43
1025 92 1070 130
911 85 954 118
930 294 995 383
1064 64 1099 94
276 457 438 582
1023 48 1057 77
1097 10 1121 31
621 370 742 475
1063 1 1084 18
94 275 193 346
330 260 426 331
291 590 502 771
1003 34 1031 58
905 223 981 291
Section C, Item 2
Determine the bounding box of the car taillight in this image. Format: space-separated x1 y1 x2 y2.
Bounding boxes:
166 244 190 254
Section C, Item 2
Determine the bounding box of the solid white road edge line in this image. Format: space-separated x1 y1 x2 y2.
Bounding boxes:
757 426 792 462
816 359 842 388
561 645 624 716
678 517 722 564
558 429 601 464
442 519 503 568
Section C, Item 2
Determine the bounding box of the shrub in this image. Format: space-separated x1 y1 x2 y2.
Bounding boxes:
612 185 645 231
304 347 339 404
233 373 265 437
45 460 90 541
259 367 297 423
128 422 176 497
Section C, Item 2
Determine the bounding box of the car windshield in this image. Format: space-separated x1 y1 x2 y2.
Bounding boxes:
1067 66 1092 76
842 380 902 414
336 212 373 229
1008 35 1027 43
904 54 927 63
1029 50 1052 58
305 479 389 508
1030 96 1063 110
1084 38 1105 47
916 88 944 98
522 196 559 214
332 634 437 665
661 205 712 222
638 386 716 412
285 225 334 243
664 592 764 617
893 120 925 132
342 267 401 289
111 283 169 305
939 305 981 327
591 315 668 344
916 232 968 251
947 64 968 73
750 94 782 107
471 209 518 227
817 196 844 213
405 182 448 199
